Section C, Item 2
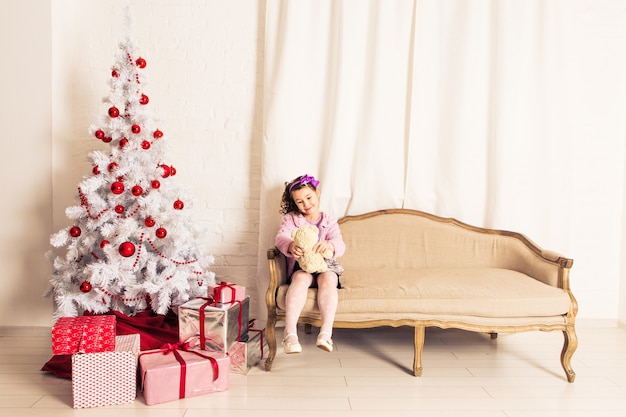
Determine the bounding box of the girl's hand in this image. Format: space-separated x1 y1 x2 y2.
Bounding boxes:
313 241 334 255
289 242 304 258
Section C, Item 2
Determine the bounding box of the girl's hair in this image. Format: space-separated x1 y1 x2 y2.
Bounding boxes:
279 174 319 215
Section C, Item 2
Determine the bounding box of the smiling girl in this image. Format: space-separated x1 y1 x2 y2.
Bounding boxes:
274 174 345 353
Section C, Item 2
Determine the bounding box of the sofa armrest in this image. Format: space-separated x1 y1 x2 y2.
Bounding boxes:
508 232 574 289
265 247 287 312
508 234 577 320
541 249 574 269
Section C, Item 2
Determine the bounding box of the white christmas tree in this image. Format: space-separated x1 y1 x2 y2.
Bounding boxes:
46 12 215 318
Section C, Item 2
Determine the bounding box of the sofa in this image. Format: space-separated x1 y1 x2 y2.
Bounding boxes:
264 208 578 382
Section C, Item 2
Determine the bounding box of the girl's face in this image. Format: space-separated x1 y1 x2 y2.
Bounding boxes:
291 186 320 219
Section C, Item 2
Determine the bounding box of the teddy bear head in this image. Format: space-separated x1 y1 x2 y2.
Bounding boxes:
291 224 319 251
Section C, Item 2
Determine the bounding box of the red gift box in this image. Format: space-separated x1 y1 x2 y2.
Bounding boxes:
71 334 140 408
52 315 116 355
139 342 230 405
207 281 246 303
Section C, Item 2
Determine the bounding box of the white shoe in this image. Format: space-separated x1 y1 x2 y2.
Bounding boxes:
282 333 302 354
316 332 333 352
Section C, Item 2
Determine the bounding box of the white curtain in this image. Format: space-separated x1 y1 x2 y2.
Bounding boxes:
257 0 626 319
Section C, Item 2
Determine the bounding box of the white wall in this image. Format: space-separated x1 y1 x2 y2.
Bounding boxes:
0 1 53 326
1 0 625 327
565 1 626 324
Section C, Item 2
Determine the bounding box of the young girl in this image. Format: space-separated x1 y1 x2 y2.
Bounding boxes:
275 174 345 353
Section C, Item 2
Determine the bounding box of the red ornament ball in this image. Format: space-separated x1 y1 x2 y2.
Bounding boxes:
108 107 120 118
103 136 113 143
159 164 171 178
140 94 149 105
119 241 136 257
170 166 177 176
144 217 156 227
136 57 147 68
131 124 141 134
110 181 124 194
92 165 100 175
119 138 129 149
100 240 110 248
153 129 163 139
69 226 81 237
151 180 161 189
155 227 167 239
141 141 151 150
131 185 143 196
79 281 92 293
173 199 184 210
107 162 117 172
115 205 125 214
95 129 105 139
112 69 119 78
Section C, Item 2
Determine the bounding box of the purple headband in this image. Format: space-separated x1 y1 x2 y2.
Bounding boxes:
289 174 319 192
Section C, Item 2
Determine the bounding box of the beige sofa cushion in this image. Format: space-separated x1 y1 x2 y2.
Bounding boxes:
276 267 571 319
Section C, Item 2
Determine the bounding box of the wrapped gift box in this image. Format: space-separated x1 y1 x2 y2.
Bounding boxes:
139 345 229 405
228 326 267 374
178 296 250 352
52 315 116 355
207 281 246 303
71 334 140 408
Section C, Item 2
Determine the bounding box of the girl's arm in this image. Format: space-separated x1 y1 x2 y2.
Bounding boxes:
323 221 346 259
275 214 297 257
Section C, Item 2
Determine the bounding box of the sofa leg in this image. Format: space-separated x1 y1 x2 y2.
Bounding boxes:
304 323 312 334
561 326 578 382
490 332 498 339
264 316 277 372
413 326 425 377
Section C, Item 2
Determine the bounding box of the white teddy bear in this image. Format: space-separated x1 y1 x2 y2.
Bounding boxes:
291 225 333 273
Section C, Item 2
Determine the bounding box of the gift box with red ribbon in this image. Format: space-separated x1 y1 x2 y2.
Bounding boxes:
71 334 140 408
207 281 246 304
178 296 250 353
139 342 230 406
52 315 116 355
227 320 267 374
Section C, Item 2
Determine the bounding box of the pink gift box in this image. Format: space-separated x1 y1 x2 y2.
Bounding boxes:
52 315 116 355
139 344 229 405
71 334 140 408
208 281 246 303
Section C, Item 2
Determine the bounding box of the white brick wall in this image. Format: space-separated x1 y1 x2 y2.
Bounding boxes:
0 0 264 326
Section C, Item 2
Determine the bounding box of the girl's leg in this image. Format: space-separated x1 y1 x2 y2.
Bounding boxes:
283 271 314 341
316 271 339 351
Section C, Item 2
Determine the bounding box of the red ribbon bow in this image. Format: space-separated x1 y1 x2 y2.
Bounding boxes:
213 281 237 303
161 341 191 354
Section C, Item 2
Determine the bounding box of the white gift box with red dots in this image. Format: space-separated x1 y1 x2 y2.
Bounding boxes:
71 334 140 408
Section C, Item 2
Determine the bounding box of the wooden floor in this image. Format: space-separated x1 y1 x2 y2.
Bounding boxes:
1 322 625 417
